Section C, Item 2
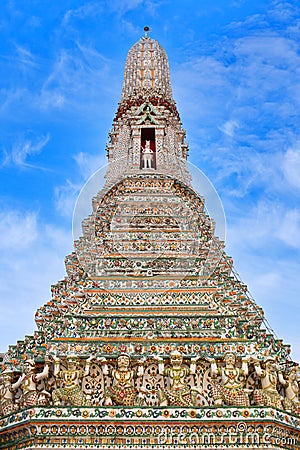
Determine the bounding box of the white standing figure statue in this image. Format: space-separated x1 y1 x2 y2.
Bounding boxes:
0 369 16 416
253 357 285 408
283 365 300 415
142 140 154 169
11 358 49 407
52 354 94 406
100 354 145 406
157 350 200 407
210 353 250 407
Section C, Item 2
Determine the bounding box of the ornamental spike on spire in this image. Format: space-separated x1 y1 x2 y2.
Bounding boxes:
143 25 150 38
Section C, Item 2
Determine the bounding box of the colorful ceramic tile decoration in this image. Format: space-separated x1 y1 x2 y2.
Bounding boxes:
0 29 299 449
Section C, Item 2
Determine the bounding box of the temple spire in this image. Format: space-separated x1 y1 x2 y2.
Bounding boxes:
104 32 189 187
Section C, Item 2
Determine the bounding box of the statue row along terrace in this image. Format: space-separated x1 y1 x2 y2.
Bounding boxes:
0 351 299 417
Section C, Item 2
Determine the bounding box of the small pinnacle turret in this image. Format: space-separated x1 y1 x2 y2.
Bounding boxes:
121 33 173 102
105 32 188 187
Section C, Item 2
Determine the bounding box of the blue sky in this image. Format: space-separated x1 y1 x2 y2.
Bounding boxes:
0 0 299 361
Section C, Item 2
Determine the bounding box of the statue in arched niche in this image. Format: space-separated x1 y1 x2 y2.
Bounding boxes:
141 140 154 169
156 350 200 407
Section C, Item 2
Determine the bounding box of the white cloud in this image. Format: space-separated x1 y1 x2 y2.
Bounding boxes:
14 44 38 68
283 146 300 189
174 29 300 139
172 56 231 124
12 134 50 166
269 1 297 23
0 208 72 353
55 152 107 234
54 180 81 219
234 35 298 65
54 152 107 221
54 151 107 220
119 19 141 36
230 251 300 362
219 119 240 137
38 91 66 109
0 210 37 251
276 209 300 249
39 43 116 112
106 0 144 15
0 87 24 114
40 50 79 107
225 201 300 361
0 43 39 71
174 27 300 205
98 0 163 18
74 151 107 180
226 200 300 251
63 2 103 25
1 133 50 168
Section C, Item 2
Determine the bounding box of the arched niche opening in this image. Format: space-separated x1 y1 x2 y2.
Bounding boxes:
140 128 156 169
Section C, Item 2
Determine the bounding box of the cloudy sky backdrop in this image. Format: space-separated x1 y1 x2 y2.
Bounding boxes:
0 0 299 361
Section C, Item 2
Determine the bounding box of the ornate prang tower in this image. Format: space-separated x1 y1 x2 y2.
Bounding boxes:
0 29 299 450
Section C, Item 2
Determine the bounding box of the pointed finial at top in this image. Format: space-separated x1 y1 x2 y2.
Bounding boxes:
144 26 150 38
